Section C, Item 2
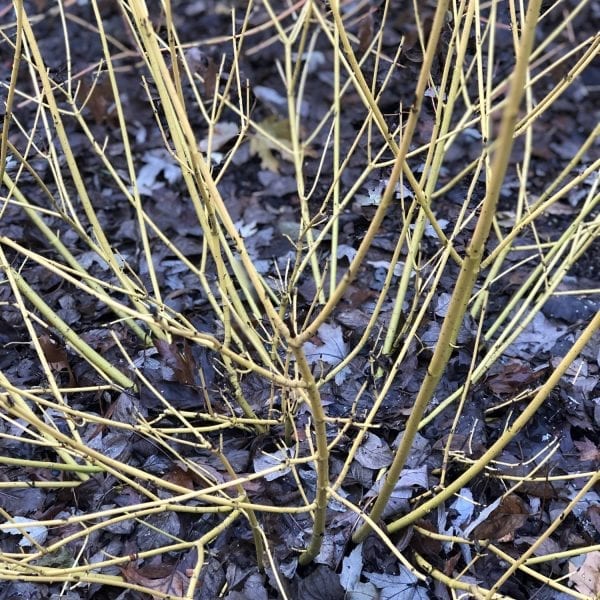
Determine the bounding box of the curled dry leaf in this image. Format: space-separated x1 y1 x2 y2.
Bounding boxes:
120 562 189 599
39 334 69 370
471 495 529 541
39 334 75 385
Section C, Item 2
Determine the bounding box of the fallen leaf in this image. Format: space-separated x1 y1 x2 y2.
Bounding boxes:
340 543 363 592
365 569 429 600
450 488 475 530
121 562 189 599
154 338 197 385
471 495 529 541
198 121 239 152
304 322 351 384
253 448 292 481
39 334 69 370
485 360 544 395
79 76 116 125
358 10 374 55
411 520 442 559
297 564 344 599
39 334 75 384
573 437 600 462
569 551 600 597
355 433 393 469
249 116 293 172
4 516 48 547
366 466 428 499
136 149 182 196
184 47 220 98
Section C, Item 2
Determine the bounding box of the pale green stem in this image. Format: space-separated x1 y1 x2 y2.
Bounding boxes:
353 0 544 542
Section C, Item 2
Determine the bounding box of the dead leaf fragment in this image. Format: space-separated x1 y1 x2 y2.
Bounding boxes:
121 562 189 599
184 47 220 98
39 334 75 384
471 495 529 541
573 437 600 462
249 116 293 172
358 10 374 55
304 322 352 384
297 564 345 599
79 76 116 125
198 121 239 152
485 360 544 395
39 334 69 370
569 551 600 597
154 338 196 385
355 433 393 469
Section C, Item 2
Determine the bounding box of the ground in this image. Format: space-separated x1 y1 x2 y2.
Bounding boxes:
1 1 599 599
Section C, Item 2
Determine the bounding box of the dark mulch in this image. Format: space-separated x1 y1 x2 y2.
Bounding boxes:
1 1 599 598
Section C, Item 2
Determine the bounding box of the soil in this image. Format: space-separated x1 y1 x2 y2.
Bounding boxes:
1 1 599 599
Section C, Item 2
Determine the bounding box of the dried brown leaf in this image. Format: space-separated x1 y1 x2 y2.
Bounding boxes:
79 77 116 125
39 334 69 369
154 338 196 385
121 562 189 598
39 334 75 384
471 495 529 541
573 437 600 462
358 11 374 55
485 360 544 395
569 551 600 596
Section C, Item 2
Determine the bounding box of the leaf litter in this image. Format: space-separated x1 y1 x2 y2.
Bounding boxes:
1 1 599 599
